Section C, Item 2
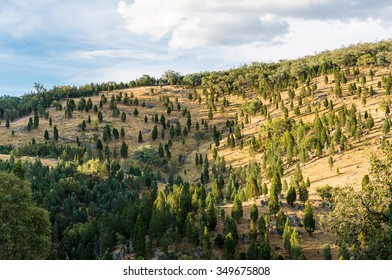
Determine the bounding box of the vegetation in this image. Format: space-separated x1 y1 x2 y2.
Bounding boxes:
0 40 392 259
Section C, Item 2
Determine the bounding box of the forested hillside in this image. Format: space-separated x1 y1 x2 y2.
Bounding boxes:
0 40 391 260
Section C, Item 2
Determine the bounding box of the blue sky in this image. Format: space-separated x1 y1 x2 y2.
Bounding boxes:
1 0 391 96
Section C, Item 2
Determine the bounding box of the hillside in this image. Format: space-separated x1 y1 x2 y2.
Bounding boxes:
0 40 391 260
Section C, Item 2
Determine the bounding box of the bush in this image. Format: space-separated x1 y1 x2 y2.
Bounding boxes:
133 146 161 165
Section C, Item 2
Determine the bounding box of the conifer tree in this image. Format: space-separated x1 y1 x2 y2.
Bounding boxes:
250 203 259 222
268 182 280 216
121 111 126 122
44 129 49 140
33 111 39 128
276 210 287 236
121 141 128 158
286 185 297 206
202 226 211 259
133 214 145 258
152 125 158 140
223 232 236 260
138 130 143 142
133 108 139 116
206 199 217 231
282 219 292 254
304 200 316 236
231 195 243 222
249 219 257 241
5 118 10 129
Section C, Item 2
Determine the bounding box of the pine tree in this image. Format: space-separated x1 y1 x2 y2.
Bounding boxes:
286 185 297 206
33 111 39 128
250 203 259 222
202 226 211 259
152 125 158 140
133 214 145 258
96 139 103 151
121 141 128 158
276 210 287 235
207 199 217 230
138 130 143 142
268 181 280 216
328 155 334 171
208 107 213 120
5 118 10 129
223 232 236 260
121 111 126 122
282 219 292 254
120 127 125 138
97 111 103 122
211 179 223 203
231 195 243 222
53 126 58 141
249 219 257 241
298 182 309 203
304 200 316 236
289 228 304 259
44 129 49 140
133 108 139 116
27 117 33 132
258 215 267 236
158 143 164 158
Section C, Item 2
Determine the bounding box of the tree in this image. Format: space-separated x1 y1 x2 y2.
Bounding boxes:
98 111 103 122
5 118 10 129
328 155 334 171
276 210 287 235
289 229 304 259
206 199 217 231
202 227 211 259
120 127 125 138
152 125 158 140
33 111 39 128
250 203 259 222
121 111 126 122
133 214 145 258
96 139 103 151
211 179 223 203
53 126 59 142
268 182 280 216
304 200 316 235
44 129 49 140
231 195 243 222
27 117 33 132
223 232 236 259
120 141 128 158
149 191 167 243
133 108 139 116
323 244 332 260
249 219 257 241
286 185 297 206
138 131 143 143
0 172 51 259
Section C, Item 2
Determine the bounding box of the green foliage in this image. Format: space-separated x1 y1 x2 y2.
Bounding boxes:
0 172 51 259
276 210 287 236
133 146 160 165
286 185 296 206
223 232 236 260
206 199 217 231
231 195 243 222
250 203 259 222
323 244 332 260
304 200 316 235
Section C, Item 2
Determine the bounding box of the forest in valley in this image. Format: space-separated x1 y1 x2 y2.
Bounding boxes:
0 40 391 260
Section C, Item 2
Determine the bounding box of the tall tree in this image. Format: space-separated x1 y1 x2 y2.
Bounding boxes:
0 172 51 259
231 195 243 222
304 200 316 236
206 199 217 231
53 126 59 142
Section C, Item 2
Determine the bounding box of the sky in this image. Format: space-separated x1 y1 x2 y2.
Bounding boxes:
0 0 391 96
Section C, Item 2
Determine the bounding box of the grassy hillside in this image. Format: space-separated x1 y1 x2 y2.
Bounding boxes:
0 40 391 260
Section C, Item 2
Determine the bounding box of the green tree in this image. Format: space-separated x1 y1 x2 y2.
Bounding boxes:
138 131 143 143
207 199 217 231
133 108 139 116
149 191 167 243
0 172 51 259
250 203 259 222
33 111 39 128
96 139 103 151
268 182 280 216
231 195 243 222
223 232 236 260
276 210 287 236
133 214 145 258
286 185 297 206
53 126 59 142
289 228 304 259
304 200 316 236
44 129 49 140
202 227 211 259
5 118 10 129
120 141 128 158
121 111 126 122
152 125 158 140
249 219 257 241
27 117 33 132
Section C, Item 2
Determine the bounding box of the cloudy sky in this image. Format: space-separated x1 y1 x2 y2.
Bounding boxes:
0 0 391 96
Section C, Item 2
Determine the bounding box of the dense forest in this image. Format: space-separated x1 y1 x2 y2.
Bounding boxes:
0 40 391 260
